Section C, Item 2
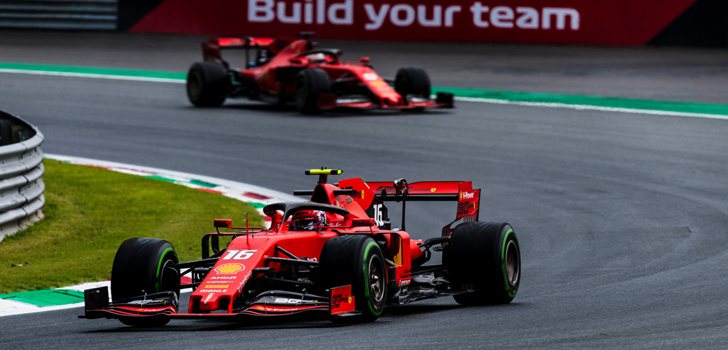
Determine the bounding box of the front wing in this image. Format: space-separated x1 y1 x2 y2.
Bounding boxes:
322 92 455 111
81 286 356 321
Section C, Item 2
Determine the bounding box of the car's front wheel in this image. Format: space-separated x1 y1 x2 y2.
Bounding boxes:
320 235 386 322
294 68 331 115
394 67 431 100
111 238 179 326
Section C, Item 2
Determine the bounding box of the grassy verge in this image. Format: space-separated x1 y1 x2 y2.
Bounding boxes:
0 160 261 293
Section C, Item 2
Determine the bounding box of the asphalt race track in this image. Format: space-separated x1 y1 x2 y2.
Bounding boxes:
1 32 728 349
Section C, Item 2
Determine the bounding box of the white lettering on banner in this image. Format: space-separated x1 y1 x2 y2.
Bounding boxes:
491 6 514 28
365 4 461 30
247 1 579 32
418 5 441 27
277 1 301 24
249 0 274 22
364 4 388 30
516 7 539 29
542 7 580 30
444 6 462 27
316 0 326 23
470 2 579 30
329 0 353 25
390 4 415 27
470 2 490 27
249 0 352 25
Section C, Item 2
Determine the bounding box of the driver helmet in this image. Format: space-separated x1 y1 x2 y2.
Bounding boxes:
307 52 326 63
290 210 327 231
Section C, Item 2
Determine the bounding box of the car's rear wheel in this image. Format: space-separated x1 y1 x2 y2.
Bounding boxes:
111 238 179 326
394 67 432 100
320 235 386 322
295 68 331 115
186 61 230 107
446 222 520 305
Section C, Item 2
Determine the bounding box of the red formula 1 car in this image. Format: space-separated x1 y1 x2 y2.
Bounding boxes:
82 169 519 326
185 35 454 114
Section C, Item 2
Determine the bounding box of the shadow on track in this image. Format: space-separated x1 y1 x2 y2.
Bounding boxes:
79 303 473 333
184 102 452 119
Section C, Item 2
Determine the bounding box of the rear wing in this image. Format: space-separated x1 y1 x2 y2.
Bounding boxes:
365 180 480 222
336 178 481 226
292 171 480 232
206 37 275 49
201 37 289 65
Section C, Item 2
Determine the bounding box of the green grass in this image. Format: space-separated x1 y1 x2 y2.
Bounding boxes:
0 160 261 293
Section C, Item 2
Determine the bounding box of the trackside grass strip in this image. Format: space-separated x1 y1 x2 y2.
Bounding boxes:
0 160 261 294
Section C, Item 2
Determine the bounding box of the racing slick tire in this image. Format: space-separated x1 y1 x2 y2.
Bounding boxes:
186 61 230 107
111 238 180 326
394 67 432 101
320 235 386 322
446 222 520 305
295 68 331 115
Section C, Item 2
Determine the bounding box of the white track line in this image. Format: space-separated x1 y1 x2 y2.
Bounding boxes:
0 69 183 84
455 97 728 121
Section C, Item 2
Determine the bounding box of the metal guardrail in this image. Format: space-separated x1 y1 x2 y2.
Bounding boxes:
0 0 117 30
0 111 44 242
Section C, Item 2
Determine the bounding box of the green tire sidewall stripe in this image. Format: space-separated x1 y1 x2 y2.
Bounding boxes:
154 247 177 291
361 240 382 316
500 227 517 298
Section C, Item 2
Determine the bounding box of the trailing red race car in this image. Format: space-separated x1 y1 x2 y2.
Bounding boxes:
186 34 454 114
82 169 520 326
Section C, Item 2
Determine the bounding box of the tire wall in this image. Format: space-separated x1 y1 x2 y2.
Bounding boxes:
0 111 45 242
113 0 728 46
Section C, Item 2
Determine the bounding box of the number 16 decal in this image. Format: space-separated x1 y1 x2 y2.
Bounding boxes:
373 204 384 227
222 249 257 260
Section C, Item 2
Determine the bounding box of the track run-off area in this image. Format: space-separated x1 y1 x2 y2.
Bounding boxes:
1 32 728 349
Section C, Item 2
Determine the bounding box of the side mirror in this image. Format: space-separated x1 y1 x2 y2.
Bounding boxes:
352 218 376 227
214 219 233 228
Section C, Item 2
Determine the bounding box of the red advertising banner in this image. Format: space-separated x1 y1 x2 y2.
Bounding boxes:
131 0 696 45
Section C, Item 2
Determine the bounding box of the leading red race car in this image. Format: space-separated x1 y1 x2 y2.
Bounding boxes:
186 34 454 114
82 169 520 326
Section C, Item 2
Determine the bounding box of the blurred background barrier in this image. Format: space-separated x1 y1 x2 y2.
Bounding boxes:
0 111 44 242
0 0 117 30
0 0 726 46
